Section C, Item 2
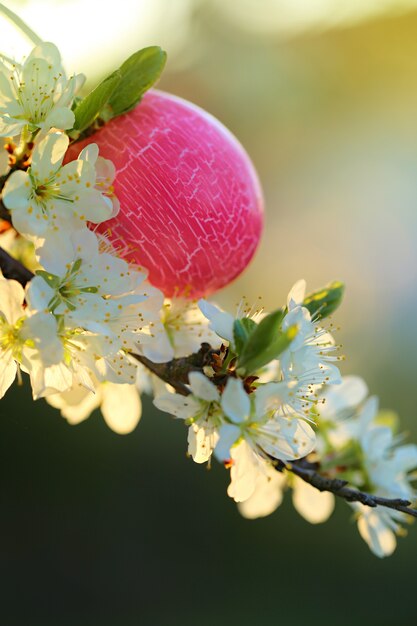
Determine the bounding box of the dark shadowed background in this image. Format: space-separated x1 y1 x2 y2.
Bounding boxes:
1 1 417 624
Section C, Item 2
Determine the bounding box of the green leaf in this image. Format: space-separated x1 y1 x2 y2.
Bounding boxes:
109 46 167 116
73 70 122 132
233 318 257 354
302 281 345 320
35 269 60 289
238 309 297 374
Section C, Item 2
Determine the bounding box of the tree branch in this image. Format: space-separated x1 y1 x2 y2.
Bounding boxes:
133 349 417 520
284 458 417 518
0 199 12 223
0 245 34 286
132 343 214 396
1 244 415 521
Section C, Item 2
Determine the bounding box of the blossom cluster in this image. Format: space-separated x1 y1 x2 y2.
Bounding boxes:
0 41 416 559
0 42 207 428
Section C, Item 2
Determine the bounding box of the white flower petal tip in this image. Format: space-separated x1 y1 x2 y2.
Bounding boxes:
238 466 286 519
355 505 400 558
198 299 234 343
101 383 142 434
221 378 250 424
188 371 219 402
287 279 306 309
292 477 335 524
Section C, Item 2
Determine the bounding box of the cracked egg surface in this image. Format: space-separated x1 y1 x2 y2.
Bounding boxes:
69 90 264 298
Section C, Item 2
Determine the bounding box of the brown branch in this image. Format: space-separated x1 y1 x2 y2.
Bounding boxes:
133 349 417 519
0 246 34 286
132 343 215 396
1 244 405 520
284 458 417 518
0 200 11 223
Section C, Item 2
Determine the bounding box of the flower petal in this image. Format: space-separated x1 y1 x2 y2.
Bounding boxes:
238 463 286 519
198 299 234 343
0 353 17 399
188 371 219 402
287 279 306 309
154 392 201 420
292 476 335 524
221 377 250 424
101 382 141 434
214 423 241 462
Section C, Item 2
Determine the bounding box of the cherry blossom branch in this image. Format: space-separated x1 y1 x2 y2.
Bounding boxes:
133 348 417 519
1 249 415 520
132 343 215 396
0 245 33 286
284 458 417 518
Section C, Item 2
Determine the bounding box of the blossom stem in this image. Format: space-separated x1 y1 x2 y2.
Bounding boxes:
0 3 42 46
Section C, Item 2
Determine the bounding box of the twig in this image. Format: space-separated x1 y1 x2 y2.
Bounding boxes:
0 199 11 223
1 246 415 521
132 343 214 396
285 458 417 518
133 349 417 519
0 245 33 286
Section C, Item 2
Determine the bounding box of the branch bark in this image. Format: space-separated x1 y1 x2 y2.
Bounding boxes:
1 247 415 521
133 348 417 520
0 200 11 223
284 458 417 518
132 343 214 396
0 245 34 286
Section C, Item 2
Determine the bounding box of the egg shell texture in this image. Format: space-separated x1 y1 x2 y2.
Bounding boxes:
70 90 264 298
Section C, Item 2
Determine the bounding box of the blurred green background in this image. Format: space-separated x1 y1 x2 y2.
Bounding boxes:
1 1 417 624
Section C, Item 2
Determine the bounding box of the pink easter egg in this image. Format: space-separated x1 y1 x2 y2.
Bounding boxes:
70 90 264 298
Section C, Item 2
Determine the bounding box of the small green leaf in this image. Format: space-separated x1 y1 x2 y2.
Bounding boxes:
73 70 122 132
303 281 345 320
233 318 257 354
36 269 60 289
109 46 167 116
238 309 297 374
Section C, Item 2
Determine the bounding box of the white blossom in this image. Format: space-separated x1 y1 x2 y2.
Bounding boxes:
139 298 221 363
352 504 405 558
238 470 334 523
154 371 221 463
360 422 417 502
28 228 147 321
78 143 120 218
280 280 342 389
0 42 84 136
0 274 62 398
236 453 286 515
216 378 316 464
2 131 113 238
46 377 142 434
290 475 335 524
198 297 263 348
